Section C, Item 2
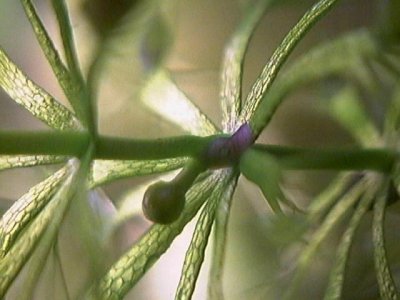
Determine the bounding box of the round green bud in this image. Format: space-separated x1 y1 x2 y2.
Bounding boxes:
142 181 185 224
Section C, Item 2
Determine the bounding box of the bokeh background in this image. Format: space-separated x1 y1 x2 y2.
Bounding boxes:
0 0 388 299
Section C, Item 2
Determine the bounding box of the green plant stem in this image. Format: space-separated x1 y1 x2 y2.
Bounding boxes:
95 135 219 160
0 131 223 160
254 144 396 173
0 131 396 173
0 131 90 157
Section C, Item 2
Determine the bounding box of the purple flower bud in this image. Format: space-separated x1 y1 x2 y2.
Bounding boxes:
229 123 254 156
204 123 254 167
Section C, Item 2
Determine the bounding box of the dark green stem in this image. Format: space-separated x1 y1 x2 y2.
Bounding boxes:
0 131 222 160
0 131 397 173
95 135 220 160
254 144 396 173
0 131 90 157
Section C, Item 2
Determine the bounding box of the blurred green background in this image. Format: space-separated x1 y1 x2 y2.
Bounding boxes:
0 0 388 299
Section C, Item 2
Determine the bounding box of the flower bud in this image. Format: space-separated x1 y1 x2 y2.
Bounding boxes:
142 181 185 224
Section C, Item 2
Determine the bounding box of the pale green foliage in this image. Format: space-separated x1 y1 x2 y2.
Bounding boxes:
0 166 70 256
373 182 399 300
0 49 80 130
240 148 284 213
175 174 236 300
241 0 340 135
93 171 234 299
0 160 78 298
220 0 274 133
283 176 371 299
141 70 219 135
328 85 380 146
323 184 376 300
0 155 65 171
0 0 399 299
90 157 187 187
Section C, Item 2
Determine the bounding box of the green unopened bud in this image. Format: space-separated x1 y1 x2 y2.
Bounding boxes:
142 181 185 224
142 159 205 224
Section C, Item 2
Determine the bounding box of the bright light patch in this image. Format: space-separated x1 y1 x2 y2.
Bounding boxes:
141 70 219 136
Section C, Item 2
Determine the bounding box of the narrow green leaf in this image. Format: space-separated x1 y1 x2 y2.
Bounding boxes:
272 30 376 102
287 29 376 86
283 175 367 300
220 0 272 132
240 0 340 136
307 173 354 222
50 0 83 81
20 0 88 124
17 226 57 300
208 177 239 300
0 49 80 130
90 170 234 300
249 29 379 136
175 175 238 300
240 148 284 213
323 185 376 300
372 181 399 300
0 160 78 298
19 0 69 80
90 157 187 188
328 85 380 146
0 165 70 256
50 0 93 130
0 155 65 171
141 70 219 136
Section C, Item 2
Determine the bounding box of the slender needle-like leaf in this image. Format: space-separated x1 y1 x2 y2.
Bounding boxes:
50 0 94 131
328 85 380 146
175 174 237 299
262 30 378 131
241 0 340 136
0 160 78 298
20 0 88 125
0 49 80 130
220 0 273 132
90 158 187 188
0 165 70 256
0 155 65 171
323 185 376 300
19 0 69 81
50 0 83 82
307 173 353 222
372 181 399 300
283 175 367 300
208 176 238 300
90 170 234 300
